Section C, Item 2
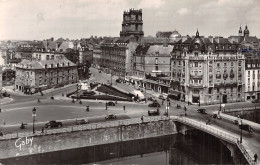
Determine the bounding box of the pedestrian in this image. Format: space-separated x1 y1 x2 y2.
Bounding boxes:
42 128 44 133
0 108 1 113
86 105 89 111
115 100 117 104
141 115 144 122
123 105 126 111
162 100 164 105
169 101 171 106
218 110 220 115
254 154 258 162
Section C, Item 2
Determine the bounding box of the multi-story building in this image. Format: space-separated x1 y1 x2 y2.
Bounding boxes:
131 44 173 93
245 57 260 100
93 45 102 68
120 8 144 42
132 30 246 105
171 30 245 105
15 59 78 94
100 37 138 79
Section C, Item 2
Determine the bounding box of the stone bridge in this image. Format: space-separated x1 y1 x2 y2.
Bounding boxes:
0 116 256 165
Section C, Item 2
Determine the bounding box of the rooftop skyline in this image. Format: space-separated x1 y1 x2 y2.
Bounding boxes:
0 0 260 40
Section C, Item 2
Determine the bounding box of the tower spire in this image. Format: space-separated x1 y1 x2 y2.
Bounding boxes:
196 29 199 37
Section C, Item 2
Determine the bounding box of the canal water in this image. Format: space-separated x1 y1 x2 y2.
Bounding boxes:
0 132 234 165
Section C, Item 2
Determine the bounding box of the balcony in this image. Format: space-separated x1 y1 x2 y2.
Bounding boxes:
223 74 228 79
216 74 221 79
190 74 203 78
189 83 203 88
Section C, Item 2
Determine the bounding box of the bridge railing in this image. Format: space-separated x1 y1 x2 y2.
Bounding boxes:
223 106 260 113
0 116 170 140
175 116 238 144
236 142 256 165
174 116 256 165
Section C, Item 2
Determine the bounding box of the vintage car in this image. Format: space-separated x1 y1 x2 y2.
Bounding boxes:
239 124 253 133
197 109 207 114
148 102 161 107
106 101 115 106
148 109 160 116
45 120 63 128
76 119 89 125
105 114 117 120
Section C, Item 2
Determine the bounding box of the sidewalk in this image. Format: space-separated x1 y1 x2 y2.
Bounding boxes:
2 83 77 97
0 98 13 105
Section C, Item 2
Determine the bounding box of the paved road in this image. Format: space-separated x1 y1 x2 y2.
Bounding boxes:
0 67 259 159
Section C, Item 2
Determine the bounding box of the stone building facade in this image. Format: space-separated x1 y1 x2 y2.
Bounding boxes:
131 44 173 93
120 9 144 42
171 30 245 105
244 57 260 100
132 30 246 105
15 59 78 93
100 37 138 79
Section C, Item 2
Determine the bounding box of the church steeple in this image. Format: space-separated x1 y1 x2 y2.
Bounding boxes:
238 25 243 36
244 25 249 37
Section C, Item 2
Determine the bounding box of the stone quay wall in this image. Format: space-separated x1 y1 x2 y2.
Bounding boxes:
0 116 176 159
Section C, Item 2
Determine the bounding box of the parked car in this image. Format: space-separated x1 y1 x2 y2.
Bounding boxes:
197 109 207 114
105 114 117 120
233 119 239 125
45 120 63 128
212 114 221 119
106 101 115 106
76 119 89 125
239 124 253 133
148 102 161 107
116 79 123 83
159 95 165 100
2 92 10 97
148 109 160 116
251 99 260 103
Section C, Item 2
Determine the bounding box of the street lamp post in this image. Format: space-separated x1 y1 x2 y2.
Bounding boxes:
166 98 169 117
32 107 36 134
240 117 243 143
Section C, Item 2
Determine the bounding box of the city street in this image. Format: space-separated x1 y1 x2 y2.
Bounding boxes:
0 67 259 158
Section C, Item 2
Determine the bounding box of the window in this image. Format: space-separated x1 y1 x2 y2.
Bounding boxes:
248 71 250 77
231 62 233 66
155 65 159 70
195 62 198 67
217 63 220 67
217 88 219 93
155 58 158 65
46 55 50 60
238 61 241 66
224 63 227 67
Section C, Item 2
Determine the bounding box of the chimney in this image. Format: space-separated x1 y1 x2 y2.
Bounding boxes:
163 39 168 47
209 36 214 43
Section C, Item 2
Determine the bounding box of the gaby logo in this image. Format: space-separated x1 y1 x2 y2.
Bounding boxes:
15 137 33 150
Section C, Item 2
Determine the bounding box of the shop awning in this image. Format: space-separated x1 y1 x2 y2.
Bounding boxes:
169 90 181 97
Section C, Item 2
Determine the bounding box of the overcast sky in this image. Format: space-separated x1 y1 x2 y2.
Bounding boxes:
0 0 260 40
